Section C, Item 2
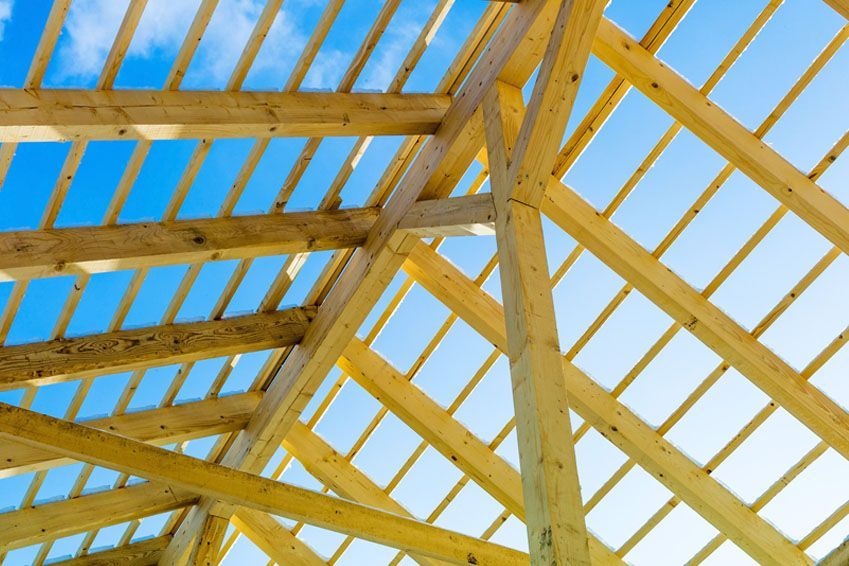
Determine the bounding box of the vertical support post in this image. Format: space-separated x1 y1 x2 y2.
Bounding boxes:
480 3 604 563
484 81 591 565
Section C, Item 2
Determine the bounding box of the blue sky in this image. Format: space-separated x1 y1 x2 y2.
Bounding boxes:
1 0 849 564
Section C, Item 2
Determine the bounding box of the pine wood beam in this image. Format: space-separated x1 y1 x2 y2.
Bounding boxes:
338 339 623 566
403 243 507 352
503 0 605 208
591 18 849 256
479 5 607 557
0 194 494 283
0 482 197 551
401 246 811 565
484 78 591 564
163 1 564 558
48 535 172 566
398 193 496 238
0 403 529 566
0 90 452 142
0 307 313 391
542 181 849 463
284 422 445 566
231 508 327 566
820 537 849 566
0 391 260 478
0 208 377 282
822 0 849 19
188 515 228 566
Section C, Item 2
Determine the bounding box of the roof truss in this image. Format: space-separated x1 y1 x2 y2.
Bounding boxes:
0 0 848 565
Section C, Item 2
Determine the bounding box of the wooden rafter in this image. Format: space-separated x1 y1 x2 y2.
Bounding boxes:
2 0 847 563
0 194 494 282
591 18 849 257
401 243 811 565
0 482 197 552
542 182 849 462
479 1 607 562
48 536 174 566
0 392 259 478
0 402 528 565
338 338 622 566
162 1 564 559
0 307 312 390
0 90 452 142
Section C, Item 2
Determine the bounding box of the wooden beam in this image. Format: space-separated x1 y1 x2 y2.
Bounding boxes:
484 78 590 562
0 403 529 566
164 0 564 556
47 535 173 566
403 243 507 351
188 515 228 566
822 0 849 19
398 193 496 237
0 483 322 566
0 482 197 551
0 391 260 478
592 18 849 256
400 246 811 565
503 0 605 208
232 508 327 566
284 422 443 566
0 307 313 391
0 194 494 283
0 208 377 282
542 181 849 463
338 339 623 566
820 536 849 566
0 90 452 142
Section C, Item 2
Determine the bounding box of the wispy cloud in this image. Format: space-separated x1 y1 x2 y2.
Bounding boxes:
53 0 308 87
359 21 420 92
55 0 135 79
0 0 14 42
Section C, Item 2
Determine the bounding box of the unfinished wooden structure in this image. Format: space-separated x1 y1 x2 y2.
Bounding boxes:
1 0 848 564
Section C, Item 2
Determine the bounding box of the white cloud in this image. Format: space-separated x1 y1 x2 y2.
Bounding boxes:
359 21 420 92
54 0 308 86
56 0 131 79
0 0 14 42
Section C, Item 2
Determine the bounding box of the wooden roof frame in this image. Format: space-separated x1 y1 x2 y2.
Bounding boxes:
0 0 847 565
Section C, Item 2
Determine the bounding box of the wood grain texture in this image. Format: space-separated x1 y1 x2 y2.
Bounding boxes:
0 90 452 142
0 208 378 282
0 392 260 477
46 536 172 566
285 422 444 566
0 403 529 565
485 73 591 563
0 482 197 550
542 180 849 465
232 509 327 566
169 6 564 551
0 195 494 282
0 307 313 390
406 245 810 565
592 18 849 256
339 339 623 566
